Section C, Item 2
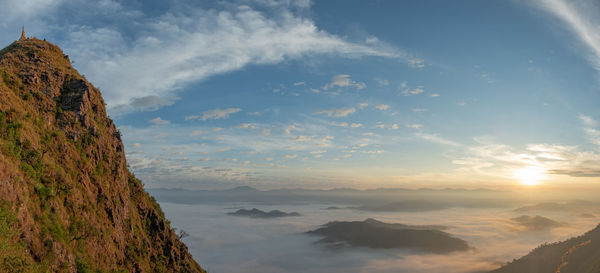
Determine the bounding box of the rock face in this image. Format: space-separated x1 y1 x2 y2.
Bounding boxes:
0 38 205 272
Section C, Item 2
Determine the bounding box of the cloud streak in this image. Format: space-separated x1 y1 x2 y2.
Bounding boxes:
533 0 600 74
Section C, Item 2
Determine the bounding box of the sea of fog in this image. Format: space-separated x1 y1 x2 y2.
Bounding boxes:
159 201 599 273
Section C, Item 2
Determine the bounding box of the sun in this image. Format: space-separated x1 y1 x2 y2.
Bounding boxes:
514 166 546 186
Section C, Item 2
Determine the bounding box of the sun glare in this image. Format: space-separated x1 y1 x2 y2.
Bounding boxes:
514 166 546 186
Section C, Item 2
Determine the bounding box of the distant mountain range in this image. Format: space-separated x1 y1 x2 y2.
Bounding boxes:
148 186 517 211
307 218 469 253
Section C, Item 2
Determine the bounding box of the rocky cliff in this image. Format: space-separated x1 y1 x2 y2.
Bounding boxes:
0 37 205 272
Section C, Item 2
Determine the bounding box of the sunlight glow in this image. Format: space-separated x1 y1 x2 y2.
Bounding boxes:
514 166 546 186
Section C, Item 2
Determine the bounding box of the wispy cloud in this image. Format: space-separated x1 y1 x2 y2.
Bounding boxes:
11 1 406 113
533 0 600 74
401 86 425 96
315 107 356 117
579 114 600 146
149 117 170 125
375 104 390 110
416 132 462 147
186 108 242 121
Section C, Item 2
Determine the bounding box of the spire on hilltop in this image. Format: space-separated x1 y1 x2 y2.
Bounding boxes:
19 26 27 41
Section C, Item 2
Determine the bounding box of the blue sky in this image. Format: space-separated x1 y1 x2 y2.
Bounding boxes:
2 0 600 189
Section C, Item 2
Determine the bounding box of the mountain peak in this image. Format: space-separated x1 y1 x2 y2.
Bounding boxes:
0 40 205 272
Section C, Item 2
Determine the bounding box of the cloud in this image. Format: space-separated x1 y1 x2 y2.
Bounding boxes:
149 117 170 125
0 1 407 113
408 58 425 68
315 107 356 117
293 81 306 86
406 124 423 129
416 133 462 147
236 123 257 129
375 104 390 110
453 137 600 179
123 96 176 112
187 108 242 121
323 75 366 90
132 142 142 148
351 123 363 128
532 0 600 74
375 78 389 86
283 154 297 159
358 103 369 110
401 87 425 96
190 130 203 136
330 121 349 127
579 114 600 146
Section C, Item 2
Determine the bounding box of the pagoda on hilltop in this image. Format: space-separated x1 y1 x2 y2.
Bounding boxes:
19 26 27 41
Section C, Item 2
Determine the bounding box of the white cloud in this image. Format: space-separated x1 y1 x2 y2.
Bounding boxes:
401 87 425 96
408 58 425 68
390 124 399 130
375 78 389 86
375 104 391 110
132 142 142 148
52 3 403 113
429 93 440 97
579 114 597 127
149 117 170 125
293 81 306 86
532 0 600 74
579 114 600 146
358 102 369 109
406 124 423 129
351 123 363 128
323 74 366 90
235 123 257 129
416 132 462 147
186 108 242 121
315 107 356 117
330 121 349 127
283 154 297 159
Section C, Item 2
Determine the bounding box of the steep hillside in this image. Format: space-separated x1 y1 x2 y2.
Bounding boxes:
489 224 600 273
0 37 205 272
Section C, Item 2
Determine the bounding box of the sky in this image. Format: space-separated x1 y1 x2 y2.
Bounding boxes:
1 0 600 189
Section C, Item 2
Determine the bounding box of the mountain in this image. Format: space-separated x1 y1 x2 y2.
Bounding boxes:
227 208 300 218
307 218 469 253
0 37 204 272
509 215 563 231
489 224 600 273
